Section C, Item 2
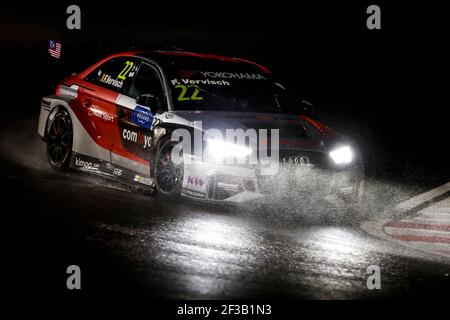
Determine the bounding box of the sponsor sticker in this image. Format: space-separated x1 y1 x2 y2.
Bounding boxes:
187 175 205 187
122 129 138 142
182 187 206 199
184 175 207 192
113 168 123 176
134 175 153 186
131 105 153 129
75 157 100 170
99 73 123 89
171 78 230 86
200 71 266 80
122 129 152 149
88 108 114 122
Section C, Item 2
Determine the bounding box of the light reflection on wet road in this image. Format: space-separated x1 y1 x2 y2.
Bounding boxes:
2 123 450 300
86 203 448 299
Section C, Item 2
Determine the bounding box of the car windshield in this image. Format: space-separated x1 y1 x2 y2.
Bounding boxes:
161 57 297 113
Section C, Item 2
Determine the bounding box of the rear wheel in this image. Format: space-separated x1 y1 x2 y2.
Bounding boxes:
46 109 73 170
154 138 183 198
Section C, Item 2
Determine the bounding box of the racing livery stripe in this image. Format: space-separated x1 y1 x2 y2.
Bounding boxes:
115 93 136 110
67 103 111 163
77 52 140 79
298 115 336 137
57 84 79 98
389 234 450 244
114 93 155 163
66 83 150 167
68 83 119 152
386 221 450 232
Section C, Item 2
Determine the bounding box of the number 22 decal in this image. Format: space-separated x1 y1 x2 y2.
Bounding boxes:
175 85 203 101
118 61 134 80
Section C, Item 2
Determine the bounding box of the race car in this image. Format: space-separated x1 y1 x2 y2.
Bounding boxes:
38 50 364 205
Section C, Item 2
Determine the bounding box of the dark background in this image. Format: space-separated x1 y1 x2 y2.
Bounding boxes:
1 0 449 308
1 1 448 188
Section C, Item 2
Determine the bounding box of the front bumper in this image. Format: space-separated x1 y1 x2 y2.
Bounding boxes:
181 157 364 204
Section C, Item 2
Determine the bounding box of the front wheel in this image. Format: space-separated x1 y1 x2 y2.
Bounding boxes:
46 109 73 170
154 138 183 198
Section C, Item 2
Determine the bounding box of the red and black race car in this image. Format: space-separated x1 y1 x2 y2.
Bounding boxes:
38 50 364 204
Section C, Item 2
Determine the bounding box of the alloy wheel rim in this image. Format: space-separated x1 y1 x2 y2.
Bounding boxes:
156 145 182 194
48 116 71 165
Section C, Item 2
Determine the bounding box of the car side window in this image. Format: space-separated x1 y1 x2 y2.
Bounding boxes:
85 57 138 93
128 63 165 108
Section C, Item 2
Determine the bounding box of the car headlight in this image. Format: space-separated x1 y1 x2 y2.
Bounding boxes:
206 138 252 160
329 146 354 165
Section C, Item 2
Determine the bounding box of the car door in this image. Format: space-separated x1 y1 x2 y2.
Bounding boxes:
111 61 167 175
77 56 138 162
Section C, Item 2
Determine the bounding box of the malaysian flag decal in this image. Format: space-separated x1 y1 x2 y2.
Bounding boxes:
48 40 62 59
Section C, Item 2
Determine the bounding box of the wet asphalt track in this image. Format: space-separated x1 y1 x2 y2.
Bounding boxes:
2 114 450 301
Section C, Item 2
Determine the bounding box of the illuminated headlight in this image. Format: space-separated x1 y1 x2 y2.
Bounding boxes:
206 138 252 160
329 146 354 165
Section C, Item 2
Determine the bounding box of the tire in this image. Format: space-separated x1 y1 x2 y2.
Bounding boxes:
350 178 365 204
154 138 183 198
46 109 73 170
342 178 365 218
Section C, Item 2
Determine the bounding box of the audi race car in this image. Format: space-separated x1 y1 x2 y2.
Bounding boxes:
38 51 364 205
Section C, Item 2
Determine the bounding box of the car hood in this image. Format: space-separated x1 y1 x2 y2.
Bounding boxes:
165 110 341 152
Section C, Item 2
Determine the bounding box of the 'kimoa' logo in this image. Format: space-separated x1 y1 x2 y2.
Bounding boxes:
75 157 99 169
187 176 205 187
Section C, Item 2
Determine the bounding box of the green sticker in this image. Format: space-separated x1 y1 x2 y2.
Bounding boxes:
175 85 203 101
118 61 134 80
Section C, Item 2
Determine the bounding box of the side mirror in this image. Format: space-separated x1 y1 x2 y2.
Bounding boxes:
299 100 316 115
137 93 159 108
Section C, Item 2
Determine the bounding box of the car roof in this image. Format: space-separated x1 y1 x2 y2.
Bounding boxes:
78 50 272 79
137 50 272 74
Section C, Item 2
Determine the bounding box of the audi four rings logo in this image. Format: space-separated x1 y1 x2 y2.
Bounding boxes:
282 156 310 165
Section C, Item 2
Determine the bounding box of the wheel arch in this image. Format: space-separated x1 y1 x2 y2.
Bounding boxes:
152 122 203 153
44 101 84 168
45 104 72 140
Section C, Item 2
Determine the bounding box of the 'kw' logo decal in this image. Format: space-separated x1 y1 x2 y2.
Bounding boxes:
187 176 205 187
